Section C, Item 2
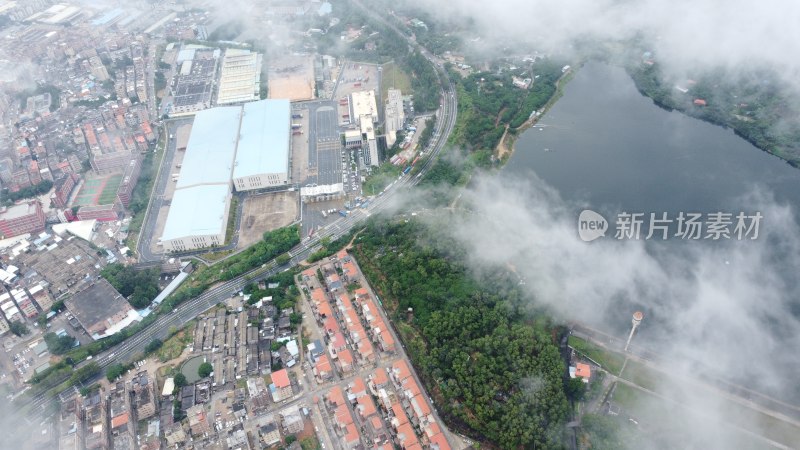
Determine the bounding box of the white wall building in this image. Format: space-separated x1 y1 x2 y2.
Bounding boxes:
161 106 240 252
161 99 292 251
384 88 404 146
360 116 379 167
217 49 263 105
350 90 378 126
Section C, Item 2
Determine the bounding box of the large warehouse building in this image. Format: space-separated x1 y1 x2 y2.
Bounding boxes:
161 99 291 252
232 99 291 191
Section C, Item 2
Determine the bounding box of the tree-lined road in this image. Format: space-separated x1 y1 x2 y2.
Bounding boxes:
16 12 458 422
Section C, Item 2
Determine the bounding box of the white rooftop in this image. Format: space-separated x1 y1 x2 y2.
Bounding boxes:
52 219 96 242
161 184 230 241
0 202 39 220
233 99 290 179
351 90 377 120
176 106 241 189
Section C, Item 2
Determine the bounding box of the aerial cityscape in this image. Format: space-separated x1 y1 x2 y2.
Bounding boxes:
0 0 798 449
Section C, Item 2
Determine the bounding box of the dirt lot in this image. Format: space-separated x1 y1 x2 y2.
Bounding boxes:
268 54 316 101
237 191 299 249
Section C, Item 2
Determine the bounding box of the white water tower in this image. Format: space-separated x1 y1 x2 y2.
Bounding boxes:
624 311 643 352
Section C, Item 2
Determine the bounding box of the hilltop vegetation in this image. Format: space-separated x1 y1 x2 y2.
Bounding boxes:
352 219 569 449
626 55 800 167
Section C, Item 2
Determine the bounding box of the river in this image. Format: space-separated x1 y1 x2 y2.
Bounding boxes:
506 61 800 222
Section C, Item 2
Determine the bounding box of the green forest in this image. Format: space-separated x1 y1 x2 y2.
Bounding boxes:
352 219 570 449
627 58 800 167
2 179 53 205
449 59 564 153
100 263 160 309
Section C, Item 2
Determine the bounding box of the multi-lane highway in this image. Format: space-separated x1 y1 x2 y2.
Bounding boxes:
15 17 458 422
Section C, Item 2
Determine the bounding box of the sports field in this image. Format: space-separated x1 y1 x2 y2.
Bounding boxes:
72 173 123 207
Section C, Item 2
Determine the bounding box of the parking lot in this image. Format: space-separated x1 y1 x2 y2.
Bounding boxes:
147 122 191 255
332 62 382 123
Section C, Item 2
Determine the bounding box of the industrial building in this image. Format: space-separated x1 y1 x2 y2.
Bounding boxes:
300 183 345 202
0 201 45 238
348 91 380 166
161 106 240 252
161 99 291 252
216 49 263 105
350 90 378 125
64 279 140 339
360 118 379 167
232 99 291 191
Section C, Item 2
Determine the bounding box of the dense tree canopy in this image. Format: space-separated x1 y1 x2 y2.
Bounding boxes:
353 219 569 448
100 263 160 309
44 332 77 355
2 180 53 205
198 362 213 378
9 321 29 337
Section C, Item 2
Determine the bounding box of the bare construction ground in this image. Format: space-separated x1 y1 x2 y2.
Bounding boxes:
268 54 315 101
237 191 299 249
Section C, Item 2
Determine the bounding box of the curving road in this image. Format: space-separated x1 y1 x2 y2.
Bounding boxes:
16 15 458 423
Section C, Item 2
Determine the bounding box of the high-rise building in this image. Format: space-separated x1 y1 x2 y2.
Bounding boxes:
384 88 405 146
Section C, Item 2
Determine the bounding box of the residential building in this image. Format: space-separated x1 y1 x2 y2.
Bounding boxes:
0 201 45 238
115 158 141 207
131 371 157 420
50 172 79 208
187 404 211 436
259 422 281 446
269 368 293 402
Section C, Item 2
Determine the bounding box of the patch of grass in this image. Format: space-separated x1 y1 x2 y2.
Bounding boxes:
618 360 659 391
568 335 626 375
380 62 413 100
201 249 234 261
363 163 402 196
126 133 165 251
223 197 239 246
612 382 640 410
156 321 195 362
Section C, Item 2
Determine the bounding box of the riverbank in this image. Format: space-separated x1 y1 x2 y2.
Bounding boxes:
496 66 578 162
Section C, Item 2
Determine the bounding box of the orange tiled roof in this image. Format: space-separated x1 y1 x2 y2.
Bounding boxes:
110 412 129 428
271 369 290 388
429 432 451 450
338 348 354 365
576 363 591 379
349 376 367 397
357 393 377 417
335 404 354 427
371 368 389 386
327 386 345 406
